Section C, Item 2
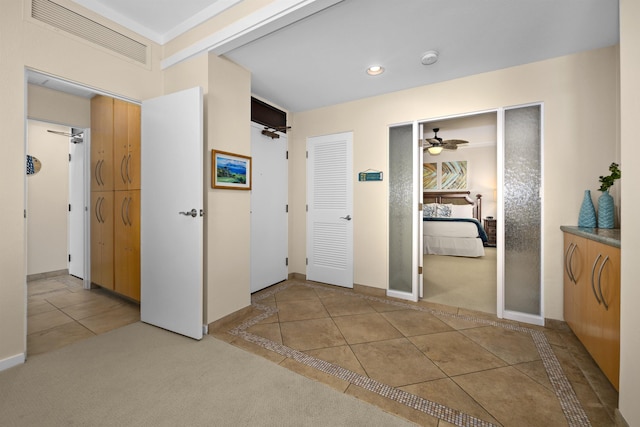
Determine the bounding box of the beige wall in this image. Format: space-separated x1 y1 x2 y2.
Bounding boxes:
618 0 639 425
26 121 70 275
206 54 252 321
290 46 620 322
27 85 91 128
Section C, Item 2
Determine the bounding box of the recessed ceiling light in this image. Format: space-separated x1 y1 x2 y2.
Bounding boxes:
366 65 385 76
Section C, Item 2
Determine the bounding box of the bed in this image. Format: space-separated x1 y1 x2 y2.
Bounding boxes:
423 191 487 257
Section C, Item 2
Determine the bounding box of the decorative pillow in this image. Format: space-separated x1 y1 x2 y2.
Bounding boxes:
437 204 453 218
424 203 438 218
450 204 474 218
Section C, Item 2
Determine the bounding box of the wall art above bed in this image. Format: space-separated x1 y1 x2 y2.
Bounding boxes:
423 160 467 190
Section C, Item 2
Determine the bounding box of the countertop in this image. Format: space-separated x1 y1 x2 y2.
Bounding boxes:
560 226 620 248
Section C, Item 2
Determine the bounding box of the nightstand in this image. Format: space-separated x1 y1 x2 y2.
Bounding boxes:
484 218 497 246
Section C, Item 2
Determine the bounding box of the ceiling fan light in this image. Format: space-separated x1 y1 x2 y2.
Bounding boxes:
427 146 443 155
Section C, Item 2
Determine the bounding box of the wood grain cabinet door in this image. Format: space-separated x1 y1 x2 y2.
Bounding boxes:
90 191 114 290
114 190 140 301
114 100 141 191
90 96 114 191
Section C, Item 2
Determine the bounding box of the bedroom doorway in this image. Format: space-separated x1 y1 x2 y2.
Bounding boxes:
420 112 498 314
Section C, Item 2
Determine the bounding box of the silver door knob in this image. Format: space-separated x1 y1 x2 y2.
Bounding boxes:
340 215 352 221
179 209 198 218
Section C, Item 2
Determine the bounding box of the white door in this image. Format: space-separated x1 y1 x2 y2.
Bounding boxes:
68 129 85 278
250 123 288 292
306 132 353 288
140 87 204 340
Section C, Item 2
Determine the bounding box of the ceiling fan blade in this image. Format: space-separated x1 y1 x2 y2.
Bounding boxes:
425 138 440 145
442 139 469 145
443 145 458 150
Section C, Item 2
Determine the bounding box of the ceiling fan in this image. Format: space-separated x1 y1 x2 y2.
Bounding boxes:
424 128 468 155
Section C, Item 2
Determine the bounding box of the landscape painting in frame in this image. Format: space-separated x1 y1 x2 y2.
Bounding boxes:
212 150 252 190
441 160 467 190
423 163 437 189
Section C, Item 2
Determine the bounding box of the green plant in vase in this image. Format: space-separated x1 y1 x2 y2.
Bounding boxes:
597 162 620 228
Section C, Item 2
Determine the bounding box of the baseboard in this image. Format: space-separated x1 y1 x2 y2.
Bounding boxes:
0 353 25 372
27 269 68 282
288 272 306 281
615 409 630 427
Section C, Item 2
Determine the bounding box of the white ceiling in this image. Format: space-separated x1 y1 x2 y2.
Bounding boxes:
56 0 619 112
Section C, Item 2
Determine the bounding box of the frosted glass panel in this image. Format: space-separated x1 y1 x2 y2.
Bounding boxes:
389 125 413 293
504 105 541 315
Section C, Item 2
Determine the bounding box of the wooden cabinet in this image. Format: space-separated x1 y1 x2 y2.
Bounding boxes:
90 191 114 290
91 96 141 302
114 191 140 301
483 218 496 246
563 231 620 390
114 99 141 191
90 96 114 191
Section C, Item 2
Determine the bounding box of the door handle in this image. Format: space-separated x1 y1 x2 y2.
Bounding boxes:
340 215 352 221
179 209 198 218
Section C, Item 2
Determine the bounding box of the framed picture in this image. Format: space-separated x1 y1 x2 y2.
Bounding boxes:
212 150 252 190
423 163 437 189
441 160 467 190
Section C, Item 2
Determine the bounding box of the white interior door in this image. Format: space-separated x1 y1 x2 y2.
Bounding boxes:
140 87 203 340
68 129 85 278
250 123 288 292
306 132 353 288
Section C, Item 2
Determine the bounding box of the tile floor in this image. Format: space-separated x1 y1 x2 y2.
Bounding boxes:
27 273 140 356
211 280 619 427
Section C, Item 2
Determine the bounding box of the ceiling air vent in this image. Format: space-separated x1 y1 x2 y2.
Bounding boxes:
31 0 148 65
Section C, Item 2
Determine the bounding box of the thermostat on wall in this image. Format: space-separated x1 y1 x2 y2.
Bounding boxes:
358 170 383 181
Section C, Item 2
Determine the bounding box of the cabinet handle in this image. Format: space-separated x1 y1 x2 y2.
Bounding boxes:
94 161 100 186
568 243 578 283
121 196 127 225
597 255 610 310
127 154 132 184
590 253 602 304
120 155 127 184
126 197 132 226
564 243 576 283
95 198 101 223
97 160 104 186
99 197 105 223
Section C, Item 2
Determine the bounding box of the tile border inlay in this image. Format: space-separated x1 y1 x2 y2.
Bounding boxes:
229 282 591 427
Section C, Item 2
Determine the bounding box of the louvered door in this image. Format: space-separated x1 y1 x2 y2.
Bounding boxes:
306 132 353 288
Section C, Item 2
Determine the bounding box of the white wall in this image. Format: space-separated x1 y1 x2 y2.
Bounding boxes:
26 121 70 275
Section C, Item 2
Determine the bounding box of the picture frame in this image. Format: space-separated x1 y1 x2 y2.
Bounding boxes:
212 150 252 190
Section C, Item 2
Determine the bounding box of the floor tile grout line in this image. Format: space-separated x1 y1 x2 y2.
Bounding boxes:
244 281 592 427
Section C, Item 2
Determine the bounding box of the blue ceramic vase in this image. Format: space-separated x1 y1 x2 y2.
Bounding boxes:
597 190 615 228
578 190 596 228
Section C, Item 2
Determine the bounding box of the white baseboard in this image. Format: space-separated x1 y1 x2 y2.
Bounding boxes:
0 353 25 372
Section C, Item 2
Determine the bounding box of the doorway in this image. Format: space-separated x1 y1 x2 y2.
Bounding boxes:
420 113 498 314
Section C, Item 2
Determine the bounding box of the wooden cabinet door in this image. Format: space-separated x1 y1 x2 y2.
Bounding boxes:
114 100 141 191
114 190 140 301
91 96 114 191
590 241 620 390
563 233 586 337
90 191 114 290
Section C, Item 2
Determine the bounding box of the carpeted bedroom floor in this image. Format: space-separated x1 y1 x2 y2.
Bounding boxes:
423 247 497 314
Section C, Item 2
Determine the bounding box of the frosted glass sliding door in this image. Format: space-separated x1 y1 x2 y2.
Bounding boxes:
389 124 420 298
503 105 542 317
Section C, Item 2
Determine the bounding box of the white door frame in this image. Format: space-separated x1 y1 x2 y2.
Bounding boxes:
417 109 504 318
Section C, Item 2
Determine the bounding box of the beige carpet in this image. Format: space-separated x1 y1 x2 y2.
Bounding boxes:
423 247 497 314
0 322 413 426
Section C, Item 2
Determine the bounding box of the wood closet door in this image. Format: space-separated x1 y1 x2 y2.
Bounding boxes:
91 96 114 191
90 191 114 289
114 190 140 301
563 233 586 337
114 100 141 191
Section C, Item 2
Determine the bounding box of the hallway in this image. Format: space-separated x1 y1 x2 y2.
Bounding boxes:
27 273 139 356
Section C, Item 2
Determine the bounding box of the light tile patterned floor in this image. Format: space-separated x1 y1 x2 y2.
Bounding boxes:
27 273 140 356
212 280 619 427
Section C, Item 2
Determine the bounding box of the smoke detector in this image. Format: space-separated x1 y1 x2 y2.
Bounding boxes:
421 50 439 66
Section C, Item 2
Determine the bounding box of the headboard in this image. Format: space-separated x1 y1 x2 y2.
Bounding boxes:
423 191 482 220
